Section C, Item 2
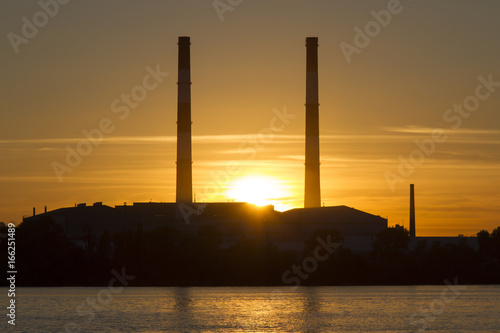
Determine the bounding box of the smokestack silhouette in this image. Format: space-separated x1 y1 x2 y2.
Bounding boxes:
304 37 321 208
410 184 415 237
176 36 193 205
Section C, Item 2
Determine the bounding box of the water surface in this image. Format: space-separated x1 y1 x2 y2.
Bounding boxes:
4 285 500 332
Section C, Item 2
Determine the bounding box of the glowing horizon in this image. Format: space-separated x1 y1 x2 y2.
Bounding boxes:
224 175 295 212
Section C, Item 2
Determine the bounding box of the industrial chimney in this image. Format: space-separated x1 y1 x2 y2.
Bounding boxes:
176 36 193 205
304 37 321 208
410 184 415 237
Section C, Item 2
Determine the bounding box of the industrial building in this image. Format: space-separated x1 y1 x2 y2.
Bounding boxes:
24 201 387 253
23 36 391 254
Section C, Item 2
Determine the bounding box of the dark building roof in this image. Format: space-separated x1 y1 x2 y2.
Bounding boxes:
22 202 388 252
280 205 387 235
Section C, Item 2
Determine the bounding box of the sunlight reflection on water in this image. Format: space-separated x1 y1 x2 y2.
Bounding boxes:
7 285 500 332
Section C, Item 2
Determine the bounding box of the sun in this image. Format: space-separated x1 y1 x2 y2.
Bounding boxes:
225 175 293 211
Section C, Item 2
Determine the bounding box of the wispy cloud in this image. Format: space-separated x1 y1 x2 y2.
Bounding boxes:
0 134 300 146
0 136 176 145
0 176 59 182
6 129 498 147
384 125 500 136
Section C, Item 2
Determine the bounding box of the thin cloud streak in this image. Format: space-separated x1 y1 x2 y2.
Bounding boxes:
2 129 499 147
384 126 500 135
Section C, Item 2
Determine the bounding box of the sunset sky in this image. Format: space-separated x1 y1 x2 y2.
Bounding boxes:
1 0 499 236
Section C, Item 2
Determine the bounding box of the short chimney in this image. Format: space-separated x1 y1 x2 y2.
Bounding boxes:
410 184 416 237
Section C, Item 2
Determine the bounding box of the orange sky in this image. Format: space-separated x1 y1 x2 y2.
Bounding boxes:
1 0 499 236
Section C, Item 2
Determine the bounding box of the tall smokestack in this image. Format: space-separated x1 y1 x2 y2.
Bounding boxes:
176 36 193 205
410 184 415 237
304 37 321 208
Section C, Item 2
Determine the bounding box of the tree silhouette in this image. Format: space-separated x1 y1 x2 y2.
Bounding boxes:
372 226 411 254
370 226 412 284
3 219 500 286
16 217 86 285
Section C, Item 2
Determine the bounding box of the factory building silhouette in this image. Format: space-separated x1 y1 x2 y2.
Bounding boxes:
23 36 390 253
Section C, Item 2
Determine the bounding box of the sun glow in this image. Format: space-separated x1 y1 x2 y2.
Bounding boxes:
225 175 294 211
